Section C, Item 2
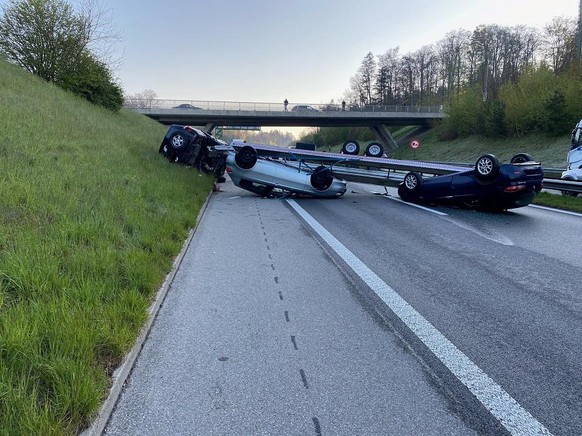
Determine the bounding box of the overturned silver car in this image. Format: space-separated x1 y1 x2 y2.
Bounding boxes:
226 144 347 198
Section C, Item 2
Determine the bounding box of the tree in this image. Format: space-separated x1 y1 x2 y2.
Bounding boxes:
436 30 471 101
350 52 376 106
124 89 159 109
0 0 91 81
415 45 437 105
542 16 577 74
0 0 123 111
399 53 418 105
375 48 399 105
543 89 571 135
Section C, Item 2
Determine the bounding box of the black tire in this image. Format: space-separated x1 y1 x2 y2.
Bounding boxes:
510 153 533 164
235 145 258 169
341 140 360 155
310 166 333 191
474 154 500 182
365 142 384 157
169 131 189 150
398 171 422 201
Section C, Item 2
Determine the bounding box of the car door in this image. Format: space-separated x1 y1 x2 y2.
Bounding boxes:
450 172 479 198
271 162 309 191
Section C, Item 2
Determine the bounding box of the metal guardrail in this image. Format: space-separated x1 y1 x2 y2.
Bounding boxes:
541 178 582 193
125 98 444 114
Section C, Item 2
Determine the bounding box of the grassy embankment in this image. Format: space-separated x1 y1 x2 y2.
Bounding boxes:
0 59 214 434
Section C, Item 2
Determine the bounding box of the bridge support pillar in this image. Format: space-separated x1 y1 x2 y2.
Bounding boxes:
370 125 398 151
204 122 216 133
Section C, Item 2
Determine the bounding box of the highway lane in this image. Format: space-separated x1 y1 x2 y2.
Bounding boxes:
104 182 476 435
104 180 582 435
294 183 582 435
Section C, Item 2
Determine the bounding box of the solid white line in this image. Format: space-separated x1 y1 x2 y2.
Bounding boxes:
384 195 448 216
286 199 551 436
529 204 582 217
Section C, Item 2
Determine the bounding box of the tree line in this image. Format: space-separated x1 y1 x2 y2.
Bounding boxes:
346 16 581 138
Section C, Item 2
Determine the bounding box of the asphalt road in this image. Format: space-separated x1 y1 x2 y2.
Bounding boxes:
104 181 582 435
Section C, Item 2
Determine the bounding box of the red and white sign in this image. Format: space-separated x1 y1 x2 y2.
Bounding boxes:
409 139 420 150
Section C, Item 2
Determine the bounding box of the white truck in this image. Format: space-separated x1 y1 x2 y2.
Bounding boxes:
561 119 582 196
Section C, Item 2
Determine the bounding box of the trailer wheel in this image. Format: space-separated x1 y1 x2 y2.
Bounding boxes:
342 140 360 155
235 145 258 169
365 142 384 157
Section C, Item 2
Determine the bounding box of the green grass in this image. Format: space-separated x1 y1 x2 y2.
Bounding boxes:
533 192 582 212
0 59 215 434
392 129 570 168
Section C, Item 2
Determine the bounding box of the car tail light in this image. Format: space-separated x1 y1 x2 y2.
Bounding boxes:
504 185 526 192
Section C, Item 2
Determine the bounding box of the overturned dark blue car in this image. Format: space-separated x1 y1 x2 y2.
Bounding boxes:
397 153 544 210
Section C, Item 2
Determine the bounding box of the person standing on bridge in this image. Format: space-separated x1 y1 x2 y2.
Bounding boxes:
284 98 288 111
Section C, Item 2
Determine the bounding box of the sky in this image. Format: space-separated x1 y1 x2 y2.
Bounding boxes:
1 0 579 105
87 0 579 106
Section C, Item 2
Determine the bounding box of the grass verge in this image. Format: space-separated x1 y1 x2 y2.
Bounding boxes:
0 59 215 434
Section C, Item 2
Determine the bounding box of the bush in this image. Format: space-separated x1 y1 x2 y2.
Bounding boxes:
543 89 571 136
299 126 375 148
440 86 484 138
483 100 507 138
57 51 123 112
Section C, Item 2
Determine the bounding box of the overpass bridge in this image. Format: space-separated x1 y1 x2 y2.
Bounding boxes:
130 99 445 150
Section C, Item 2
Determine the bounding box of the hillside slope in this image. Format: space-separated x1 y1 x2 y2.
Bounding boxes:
0 59 214 434
392 129 571 168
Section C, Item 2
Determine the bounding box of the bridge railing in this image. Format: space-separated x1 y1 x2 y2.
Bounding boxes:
124 98 444 114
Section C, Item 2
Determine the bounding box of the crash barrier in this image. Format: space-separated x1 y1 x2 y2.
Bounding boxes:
539 178 582 194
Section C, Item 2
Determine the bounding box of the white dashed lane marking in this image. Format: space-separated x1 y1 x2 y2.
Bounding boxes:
287 199 552 436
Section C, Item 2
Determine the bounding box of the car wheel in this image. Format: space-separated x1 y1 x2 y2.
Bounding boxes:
169 131 189 150
510 153 533 164
365 142 384 158
235 145 258 169
475 154 500 182
342 140 360 155
398 171 422 201
310 166 333 191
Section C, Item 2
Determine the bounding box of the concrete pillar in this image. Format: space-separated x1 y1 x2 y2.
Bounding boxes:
370 125 398 150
